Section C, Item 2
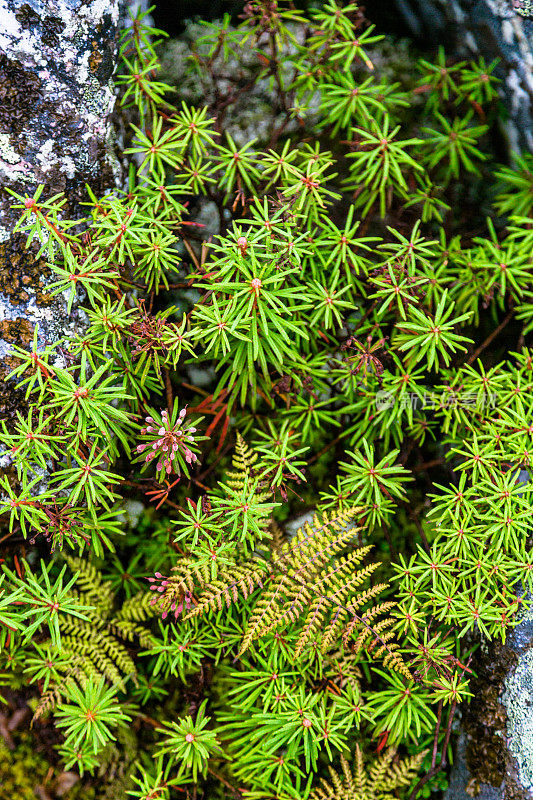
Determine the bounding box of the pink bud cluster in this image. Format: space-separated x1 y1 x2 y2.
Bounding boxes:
147 572 193 619
136 406 197 476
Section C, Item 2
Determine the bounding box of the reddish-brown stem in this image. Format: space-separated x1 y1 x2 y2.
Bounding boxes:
163 367 173 411
431 700 443 769
467 307 514 366
408 503 431 555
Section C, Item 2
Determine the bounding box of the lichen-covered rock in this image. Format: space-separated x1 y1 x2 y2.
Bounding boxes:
0 0 122 236
501 601 533 797
0 0 123 423
443 605 533 800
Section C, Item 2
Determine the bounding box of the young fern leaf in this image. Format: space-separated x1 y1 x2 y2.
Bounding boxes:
225 432 260 490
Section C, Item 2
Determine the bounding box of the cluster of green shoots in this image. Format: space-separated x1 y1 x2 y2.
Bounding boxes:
2 1 533 799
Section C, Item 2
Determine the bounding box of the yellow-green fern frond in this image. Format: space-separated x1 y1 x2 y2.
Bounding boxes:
63 555 114 615
109 620 154 649
184 505 408 673
187 561 269 618
225 432 259 492
30 558 152 723
309 745 426 800
115 591 159 623
240 507 394 658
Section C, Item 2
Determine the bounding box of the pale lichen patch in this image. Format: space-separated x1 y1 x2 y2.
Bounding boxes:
503 648 533 791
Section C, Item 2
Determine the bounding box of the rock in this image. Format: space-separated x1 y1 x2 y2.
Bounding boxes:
0 0 123 430
388 0 533 154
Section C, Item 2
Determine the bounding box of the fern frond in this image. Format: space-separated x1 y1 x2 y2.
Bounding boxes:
183 504 408 672
185 505 408 668
33 683 64 721
60 635 133 689
109 620 154 649
354 745 366 795
114 591 158 623
343 598 411 677
171 557 224 592
63 555 114 614
188 561 269 618
241 507 393 657
309 745 426 800
28 559 151 717
322 580 385 653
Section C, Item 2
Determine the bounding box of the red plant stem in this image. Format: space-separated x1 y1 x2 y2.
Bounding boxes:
407 699 457 800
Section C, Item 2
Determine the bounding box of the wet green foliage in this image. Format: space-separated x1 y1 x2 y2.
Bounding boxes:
0 1 531 798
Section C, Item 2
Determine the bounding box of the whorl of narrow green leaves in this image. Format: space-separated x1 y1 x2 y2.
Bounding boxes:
394 290 473 370
155 700 222 780
345 117 423 216
54 676 131 754
2 560 91 649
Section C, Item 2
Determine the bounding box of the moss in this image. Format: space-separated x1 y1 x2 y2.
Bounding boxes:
0 731 49 800
0 728 94 800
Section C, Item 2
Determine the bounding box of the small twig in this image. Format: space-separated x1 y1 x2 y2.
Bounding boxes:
431 700 443 769
408 764 442 800
441 699 457 763
407 699 457 800
467 307 514 365
136 711 161 728
306 434 343 466
195 443 233 483
408 503 431 555
182 237 201 270
412 457 445 473
208 767 243 799
192 478 212 493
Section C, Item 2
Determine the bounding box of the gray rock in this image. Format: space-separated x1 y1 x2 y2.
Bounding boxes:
0 0 125 426
389 0 533 153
